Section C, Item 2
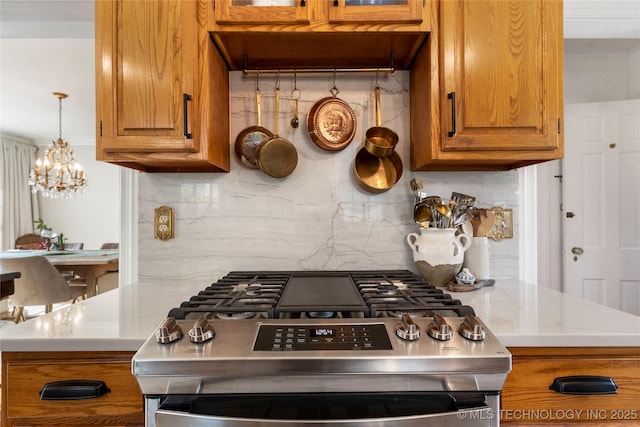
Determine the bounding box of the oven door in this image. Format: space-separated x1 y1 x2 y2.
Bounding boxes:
152 392 499 427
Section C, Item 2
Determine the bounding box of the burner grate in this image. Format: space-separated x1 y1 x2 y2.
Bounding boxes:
166 270 475 320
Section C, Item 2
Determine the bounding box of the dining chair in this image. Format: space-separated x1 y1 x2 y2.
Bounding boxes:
15 233 46 250
69 243 120 293
64 242 84 250
97 272 119 294
0 256 87 323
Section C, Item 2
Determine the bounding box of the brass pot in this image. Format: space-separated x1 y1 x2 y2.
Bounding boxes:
364 85 398 157
234 87 273 169
257 87 298 178
352 147 403 194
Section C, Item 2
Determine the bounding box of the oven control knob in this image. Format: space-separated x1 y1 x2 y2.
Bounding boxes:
459 315 486 341
155 317 183 344
188 314 215 343
427 314 453 341
396 314 421 341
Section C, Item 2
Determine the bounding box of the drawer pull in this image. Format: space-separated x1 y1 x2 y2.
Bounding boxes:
39 380 111 400
549 376 618 395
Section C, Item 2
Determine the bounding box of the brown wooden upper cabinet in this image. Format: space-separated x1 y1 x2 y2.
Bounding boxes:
410 0 564 171
95 0 230 172
209 0 430 70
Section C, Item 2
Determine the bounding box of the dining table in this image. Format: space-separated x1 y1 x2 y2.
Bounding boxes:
44 250 119 298
0 250 119 299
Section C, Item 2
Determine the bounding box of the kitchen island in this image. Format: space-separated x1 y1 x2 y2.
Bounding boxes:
2 279 639 351
1 280 639 425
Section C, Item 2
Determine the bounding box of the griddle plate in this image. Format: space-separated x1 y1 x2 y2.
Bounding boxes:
276 272 369 315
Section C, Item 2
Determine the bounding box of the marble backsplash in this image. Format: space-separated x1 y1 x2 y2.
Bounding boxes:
138 71 520 283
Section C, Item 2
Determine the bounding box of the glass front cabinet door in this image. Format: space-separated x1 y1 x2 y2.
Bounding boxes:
329 0 423 23
215 0 311 24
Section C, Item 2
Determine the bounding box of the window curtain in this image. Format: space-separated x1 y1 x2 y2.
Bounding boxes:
0 136 40 250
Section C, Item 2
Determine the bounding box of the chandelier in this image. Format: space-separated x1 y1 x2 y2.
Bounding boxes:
29 92 88 199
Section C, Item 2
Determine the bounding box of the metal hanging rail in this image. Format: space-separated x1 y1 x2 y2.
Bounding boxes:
242 53 395 75
243 67 395 75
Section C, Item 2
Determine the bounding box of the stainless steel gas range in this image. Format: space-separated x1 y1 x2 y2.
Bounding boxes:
133 270 511 427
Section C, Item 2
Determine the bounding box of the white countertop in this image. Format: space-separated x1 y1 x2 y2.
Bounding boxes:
0 280 206 352
449 280 640 347
1 279 639 352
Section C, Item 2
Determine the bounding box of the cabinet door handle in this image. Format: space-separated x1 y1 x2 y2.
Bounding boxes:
447 92 456 137
333 0 339 6
183 93 193 139
300 0 306 6
40 380 111 400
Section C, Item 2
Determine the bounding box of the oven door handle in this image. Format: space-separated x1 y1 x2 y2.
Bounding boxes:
156 407 496 427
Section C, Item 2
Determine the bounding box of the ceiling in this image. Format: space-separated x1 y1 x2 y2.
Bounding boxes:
1 1 639 146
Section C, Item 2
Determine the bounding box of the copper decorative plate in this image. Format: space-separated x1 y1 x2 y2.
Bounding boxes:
307 96 357 151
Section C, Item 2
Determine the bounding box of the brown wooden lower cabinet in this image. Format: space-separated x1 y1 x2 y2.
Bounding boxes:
1 351 143 426
502 347 640 425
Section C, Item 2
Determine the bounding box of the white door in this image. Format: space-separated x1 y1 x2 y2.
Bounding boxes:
563 99 640 315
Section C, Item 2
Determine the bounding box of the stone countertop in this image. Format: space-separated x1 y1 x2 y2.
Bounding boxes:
1 279 638 352
449 280 640 347
0 280 206 352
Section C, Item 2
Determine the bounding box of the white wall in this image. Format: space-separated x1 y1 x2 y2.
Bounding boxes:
564 43 640 103
36 144 120 249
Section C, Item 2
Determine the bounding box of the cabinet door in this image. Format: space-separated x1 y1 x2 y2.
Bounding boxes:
440 0 562 152
214 0 312 24
98 0 198 153
329 0 423 23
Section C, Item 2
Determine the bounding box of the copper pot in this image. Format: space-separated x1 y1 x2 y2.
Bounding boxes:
234 87 274 169
307 87 356 151
257 87 298 178
364 86 398 157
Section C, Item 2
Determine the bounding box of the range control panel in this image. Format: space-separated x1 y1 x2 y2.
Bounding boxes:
253 324 393 351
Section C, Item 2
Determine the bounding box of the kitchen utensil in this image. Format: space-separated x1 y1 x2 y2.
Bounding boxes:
414 202 432 228
307 75 356 151
353 147 403 194
234 78 274 169
409 177 424 203
452 207 473 227
434 203 452 228
364 85 398 157
470 208 488 237
290 73 300 128
257 84 298 178
450 192 476 224
424 195 443 208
